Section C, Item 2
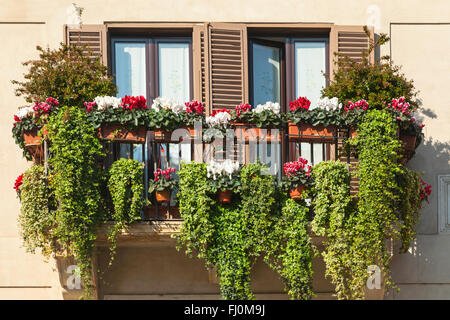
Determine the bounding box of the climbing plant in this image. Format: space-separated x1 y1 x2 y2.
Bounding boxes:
107 158 147 266
175 161 314 300
311 160 357 299
47 105 106 299
17 165 57 258
348 109 402 298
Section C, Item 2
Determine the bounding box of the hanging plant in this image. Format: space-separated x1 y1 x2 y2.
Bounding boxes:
47 105 106 299
148 167 178 203
107 158 148 266
281 158 313 200
206 160 241 203
17 165 57 258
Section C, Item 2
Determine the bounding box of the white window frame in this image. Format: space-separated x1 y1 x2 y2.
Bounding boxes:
438 175 450 234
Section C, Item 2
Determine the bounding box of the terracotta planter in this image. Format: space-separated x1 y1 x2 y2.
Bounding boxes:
233 123 281 142
155 190 171 203
289 185 306 200
217 190 232 204
349 126 357 138
288 122 334 141
153 126 195 142
23 126 48 146
399 134 417 152
99 123 146 143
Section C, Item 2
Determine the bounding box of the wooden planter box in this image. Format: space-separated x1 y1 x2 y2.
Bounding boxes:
288 122 335 141
399 133 417 152
153 126 195 143
233 123 281 141
99 123 146 143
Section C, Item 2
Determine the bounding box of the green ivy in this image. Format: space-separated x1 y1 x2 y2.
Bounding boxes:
48 106 106 299
349 109 402 298
311 160 356 299
176 161 314 300
17 165 56 258
107 158 148 266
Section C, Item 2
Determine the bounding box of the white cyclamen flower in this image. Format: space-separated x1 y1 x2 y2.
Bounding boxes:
253 101 280 114
94 96 121 110
15 106 34 119
206 111 231 128
315 97 340 111
207 159 239 180
151 96 185 114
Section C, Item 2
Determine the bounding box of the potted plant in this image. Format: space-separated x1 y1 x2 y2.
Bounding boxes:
385 97 424 155
281 157 312 200
148 167 178 203
231 102 283 141
206 159 240 204
148 97 188 142
87 95 148 143
286 97 339 141
12 97 57 162
341 99 369 138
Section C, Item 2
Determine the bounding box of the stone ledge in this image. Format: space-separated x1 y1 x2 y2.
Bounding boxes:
95 221 326 247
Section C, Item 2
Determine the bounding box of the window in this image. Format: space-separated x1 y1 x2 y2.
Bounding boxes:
438 175 449 234
110 35 193 218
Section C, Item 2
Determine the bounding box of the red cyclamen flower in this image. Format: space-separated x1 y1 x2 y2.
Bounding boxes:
235 104 252 118
14 173 23 192
211 109 230 117
283 157 311 177
185 100 205 115
121 95 148 110
289 97 311 112
344 99 369 112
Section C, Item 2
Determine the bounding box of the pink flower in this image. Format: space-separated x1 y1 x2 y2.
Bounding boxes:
235 103 252 117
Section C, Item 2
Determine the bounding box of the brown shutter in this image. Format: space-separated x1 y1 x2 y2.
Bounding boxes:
63 24 107 65
330 25 374 195
204 23 249 113
193 24 211 114
329 25 374 81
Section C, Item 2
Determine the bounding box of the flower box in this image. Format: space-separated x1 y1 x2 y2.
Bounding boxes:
153 126 195 143
99 123 146 143
233 123 281 142
349 126 357 139
23 126 48 146
288 122 334 141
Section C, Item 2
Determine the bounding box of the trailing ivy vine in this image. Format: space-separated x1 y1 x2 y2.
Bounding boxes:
348 109 402 299
311 160 356 299
175 161 314 300
17 165 56 258
107 158 147 266
47 106 106 299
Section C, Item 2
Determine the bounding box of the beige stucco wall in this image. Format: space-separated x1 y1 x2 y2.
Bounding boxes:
0 0 449 299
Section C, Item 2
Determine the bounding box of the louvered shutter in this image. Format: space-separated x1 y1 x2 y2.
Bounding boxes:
330 25 374 195
329 25 374 82
63 24 107 65
205 23 249 112
193 24 211 114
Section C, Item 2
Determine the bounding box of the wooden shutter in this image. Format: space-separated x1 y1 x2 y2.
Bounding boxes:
63 24 107 65
330 25 374 195
197 23 248 113
329 25 374 81
193 24 211 114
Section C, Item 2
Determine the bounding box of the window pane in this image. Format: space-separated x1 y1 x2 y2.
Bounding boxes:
295 42 326 107
313 143 324 165
114 42 146 97
300 142 311 164
252 43 281 105
158 43 190 103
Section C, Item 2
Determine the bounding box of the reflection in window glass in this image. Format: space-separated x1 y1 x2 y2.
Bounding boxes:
158 43 190 103
252 43 281 105
313 143 324 165
300 142 311 164
295 42 326 107
114 42 146 97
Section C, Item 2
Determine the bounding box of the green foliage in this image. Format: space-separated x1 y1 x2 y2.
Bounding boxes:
349 109 402 298
207 173 241 193
107 159 147 266
176 161 314 300
48 106 106 299
265 197 315 300
232 110 283 128
148 108 184 131
287 108 341 127
397 167 424 253
12 44 116 108
87 108 149 130
311 161 356 299
322 28 418 111
17 165 57 258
